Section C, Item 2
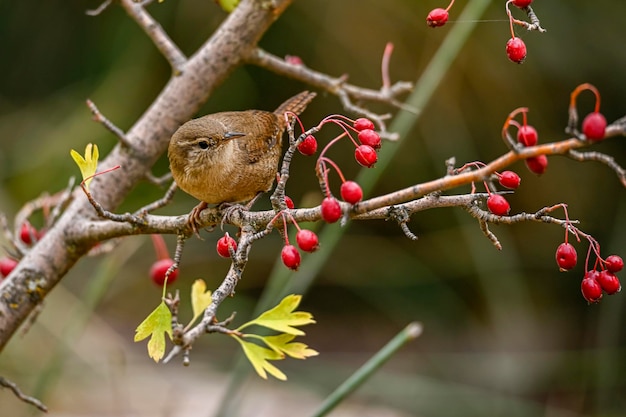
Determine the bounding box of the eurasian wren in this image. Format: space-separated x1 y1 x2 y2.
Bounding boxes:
168 91 316 227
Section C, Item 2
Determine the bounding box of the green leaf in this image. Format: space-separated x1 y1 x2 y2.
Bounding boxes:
134 301 172 362
189 279 212 327
262 333 319 360
70 143 99 190
237 294 315 336
232 336 287 380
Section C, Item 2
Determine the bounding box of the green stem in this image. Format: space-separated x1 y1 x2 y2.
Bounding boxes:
309 322 423 417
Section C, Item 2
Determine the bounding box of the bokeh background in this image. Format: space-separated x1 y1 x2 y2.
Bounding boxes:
1 1 625 416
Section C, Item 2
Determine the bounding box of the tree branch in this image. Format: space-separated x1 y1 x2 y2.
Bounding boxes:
0 0 295 352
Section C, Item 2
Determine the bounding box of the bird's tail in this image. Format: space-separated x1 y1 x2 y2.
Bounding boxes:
274 91 317 118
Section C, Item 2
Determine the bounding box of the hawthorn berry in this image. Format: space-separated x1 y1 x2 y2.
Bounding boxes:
340 181 363 204
355 144 377 168
281 244 301 270
597 270 621 295
298 135 318 155
321 197 342 223
555 242 577 271
517 125 538 146
0 257 18 278
581 271 602 303
296 229 319 253
512 0 532 7
285 196 295 209
426 8 449 28
499 170 521 189
605 255 624 273
506 37 527 64
582 112 607 141
525 155 548 175
357 129 381 150
19 222 38 245
487 194 510 216
216 234 238 258
150 258 178 286
354 118 375 132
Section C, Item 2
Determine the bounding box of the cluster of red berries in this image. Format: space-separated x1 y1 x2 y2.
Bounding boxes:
503 107 548 175
570 83 607 142
149 234 178 286
552 207 622 303
580 255 623 303
0 221 46 280
297 116 379 224
556 240 623 304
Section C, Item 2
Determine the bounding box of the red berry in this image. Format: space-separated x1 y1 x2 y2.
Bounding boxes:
506 37 527 63
285 196 295 209
0 257 18 278
581 271 603 303
525 155 548 175
281 245 301 270
555 242 577 271
296 229 319 253
354 118 375 132
355 144 377 168
426 8 449 28
19 222 38 245
512 0 532 7
517 125 538 146
597 270 621 295
216 234 238 258
487 194 510 216
150 258 178 286
321 197 342 223
298 135 318 155
340 181 363 204
499 170 521 189
582 112 607 141
605 255 624 273
357 129 381 150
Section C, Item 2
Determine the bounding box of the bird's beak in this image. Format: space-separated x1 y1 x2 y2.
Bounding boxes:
224 132 246 140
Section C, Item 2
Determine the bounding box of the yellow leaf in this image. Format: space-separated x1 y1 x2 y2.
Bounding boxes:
232 336 287 381
134 301 172 362
262 333 319 360
190 279 212 326
216 0 239 13
70 143 99 190
237 294 315 336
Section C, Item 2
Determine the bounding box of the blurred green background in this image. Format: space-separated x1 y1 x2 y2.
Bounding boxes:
1 1 625 416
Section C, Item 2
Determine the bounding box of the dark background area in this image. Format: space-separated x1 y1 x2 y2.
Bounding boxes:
0 1 625 416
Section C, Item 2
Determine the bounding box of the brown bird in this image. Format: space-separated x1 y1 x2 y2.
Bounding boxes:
168 91 316 231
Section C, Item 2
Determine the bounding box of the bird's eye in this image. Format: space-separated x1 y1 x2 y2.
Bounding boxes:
198 140 210 150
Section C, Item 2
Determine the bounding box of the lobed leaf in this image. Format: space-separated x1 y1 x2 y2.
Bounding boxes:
134 301 172 362
262 333 319 360
232 336 287 381
237 294 315 336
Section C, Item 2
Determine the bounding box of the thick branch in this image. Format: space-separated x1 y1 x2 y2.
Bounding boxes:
0 0 293 352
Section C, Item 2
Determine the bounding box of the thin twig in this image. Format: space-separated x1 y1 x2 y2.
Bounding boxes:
119 0 187 73
86 99 133 148
86 0 113 16
0 376 48 412
244 47 413 139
